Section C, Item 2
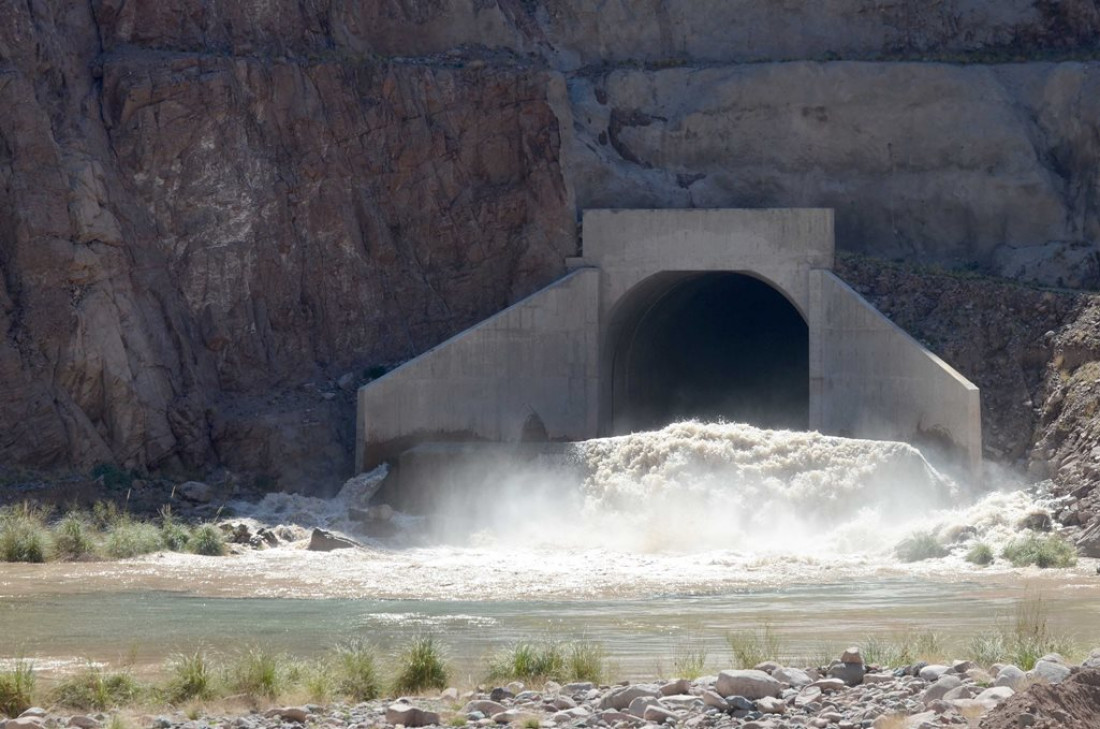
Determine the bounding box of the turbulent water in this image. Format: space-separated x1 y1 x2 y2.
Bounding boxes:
2 421 1097 676
159 420 1082 599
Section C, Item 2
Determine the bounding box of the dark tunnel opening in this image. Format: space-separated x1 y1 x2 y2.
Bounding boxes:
611 272 809 433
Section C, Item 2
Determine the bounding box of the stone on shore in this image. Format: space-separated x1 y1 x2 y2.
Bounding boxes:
716 669 783 699
385 701 439 727
599 684 660 710
993 665 1026 690
1029 659 1071 684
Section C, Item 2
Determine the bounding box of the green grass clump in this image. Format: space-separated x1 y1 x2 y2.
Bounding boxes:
393 636 449 695
188 524 227 557
0 504 51 563
487 642 564 683
1001 534 1077 568
965 542 995 566
0 659 36 718
54 513 97 560
52 665 140 710
862 631 942 668
165 650 216 703
672 642 707 680
335 640 379 701
727 625 783 668
158 507 191 552
567 641 606 684
965 596 1077 669
894 531 949 562
104 519 162 559
227 647 284 700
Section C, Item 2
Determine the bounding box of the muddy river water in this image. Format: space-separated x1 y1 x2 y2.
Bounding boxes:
2 423 1098 679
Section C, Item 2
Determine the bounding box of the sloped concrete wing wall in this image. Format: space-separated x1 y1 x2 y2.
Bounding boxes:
356 269 600 470
809 270 982 477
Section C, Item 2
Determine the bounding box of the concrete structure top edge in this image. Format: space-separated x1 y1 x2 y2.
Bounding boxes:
356 267 597 395
817 271 980 392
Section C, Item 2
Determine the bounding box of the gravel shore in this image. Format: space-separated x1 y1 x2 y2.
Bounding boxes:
6 647 1100 729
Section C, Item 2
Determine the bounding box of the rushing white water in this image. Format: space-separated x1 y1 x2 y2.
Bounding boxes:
168 420 1087 600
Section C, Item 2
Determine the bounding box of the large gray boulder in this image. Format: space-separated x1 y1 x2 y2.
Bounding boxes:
716 670 783 700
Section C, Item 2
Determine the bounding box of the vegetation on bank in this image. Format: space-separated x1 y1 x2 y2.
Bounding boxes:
0 596 1084 719
0 503 226 563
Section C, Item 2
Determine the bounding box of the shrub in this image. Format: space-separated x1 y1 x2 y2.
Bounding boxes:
335 640 378 701
487 642 564 683
863 631 942 668
52 665 140 710
104 519 162 559
0 504 51 563
0 659 36 718
965 596 1077 669
54 513 97 560
965 543 994 566
159 507 190 552
165 650 215 703
393 636 448 695
672 642 707 680
1001 535 1077 568
567 641 606 684
727 625 783 668
966 631 1008 668
894 531 949 562
189 524 227 557
227 647 283 700
302 660 334 704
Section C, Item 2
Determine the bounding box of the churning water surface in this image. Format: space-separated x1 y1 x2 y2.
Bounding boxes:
2 422 1098 677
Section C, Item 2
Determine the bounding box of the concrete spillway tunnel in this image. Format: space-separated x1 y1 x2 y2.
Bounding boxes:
608 272 809 433
357 209 983 482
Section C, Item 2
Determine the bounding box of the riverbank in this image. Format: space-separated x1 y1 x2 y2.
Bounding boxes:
4 640 1100 729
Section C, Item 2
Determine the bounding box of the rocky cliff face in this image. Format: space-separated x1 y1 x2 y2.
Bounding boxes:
1 0 1098 491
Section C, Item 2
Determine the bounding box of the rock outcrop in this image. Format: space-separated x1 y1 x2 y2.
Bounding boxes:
1 0 1099 492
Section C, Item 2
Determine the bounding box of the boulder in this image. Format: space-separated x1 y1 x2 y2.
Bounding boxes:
716 670 783 700
179 481 213 502
701 690 729 711
827 662 865 687
840 647 863 665
754 696 787 714
274 708 309 723
1077 521 1100 558
642 705 679 723
921 675 963 703
599 684 660 710
626 696 662 718
918 664 950 682
659 679 691 696
386 702 440 728
1028 660 1071 684
772 667 812 687
993 665 1026 690
974 686 1015 704
462 701 507 716
307 528 360 551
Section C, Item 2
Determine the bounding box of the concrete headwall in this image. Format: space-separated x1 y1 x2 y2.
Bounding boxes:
809 270 982 476
581 208 835 318
356 268 600 470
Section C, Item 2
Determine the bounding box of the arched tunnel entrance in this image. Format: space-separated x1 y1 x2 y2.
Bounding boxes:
609 272 809 433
